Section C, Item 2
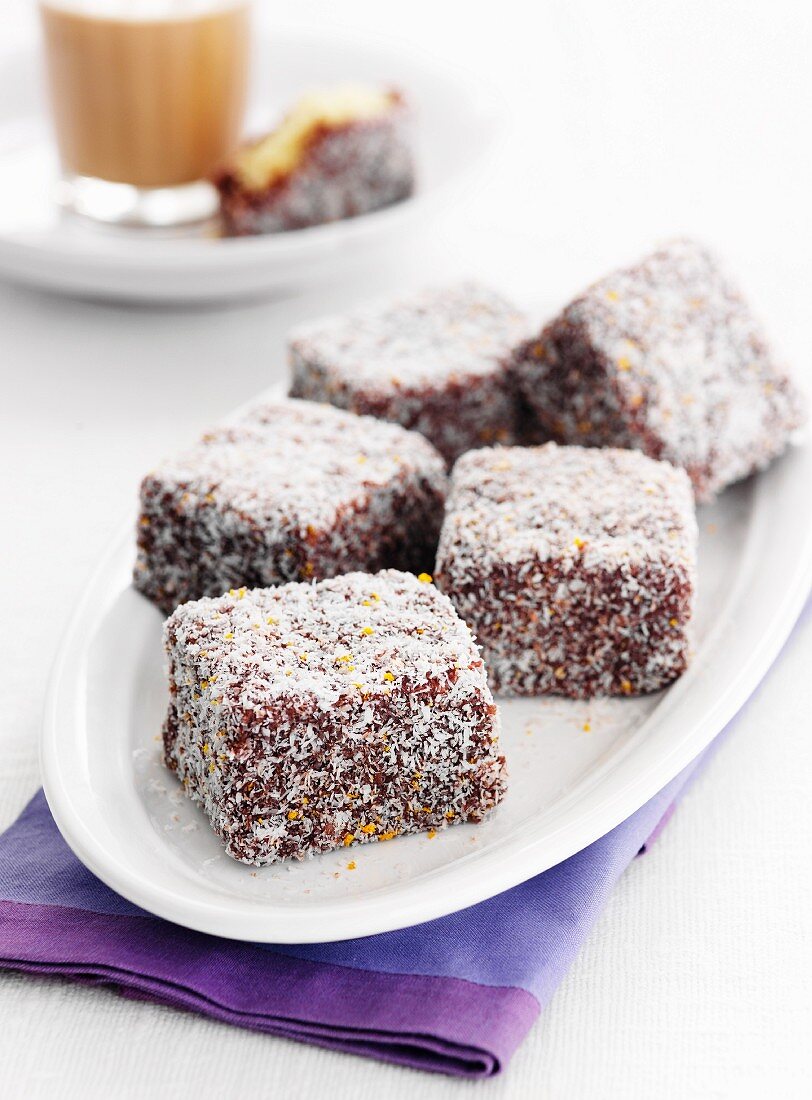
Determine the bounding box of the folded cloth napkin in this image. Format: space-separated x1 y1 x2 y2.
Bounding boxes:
0 739 719 1080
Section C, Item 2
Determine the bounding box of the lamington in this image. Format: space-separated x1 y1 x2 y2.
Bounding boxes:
162 570 506 864
289 281 533 464
435 443 697 698
135 398 446 614
511 239 806 501
216 84 414 235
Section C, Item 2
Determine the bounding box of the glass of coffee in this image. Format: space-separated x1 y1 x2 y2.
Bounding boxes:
39 1 252 227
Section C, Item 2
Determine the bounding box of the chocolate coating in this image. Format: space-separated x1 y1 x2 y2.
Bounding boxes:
162 570 506 864
512 239 805 501
216 95 414 235
289 281 534 464
135 397 446 614
436 443 697 698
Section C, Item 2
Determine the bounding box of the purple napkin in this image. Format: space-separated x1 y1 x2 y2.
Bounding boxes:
0 740 717 1080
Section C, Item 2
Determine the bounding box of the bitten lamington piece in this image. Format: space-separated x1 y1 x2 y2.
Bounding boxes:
216 84 414 235
162 570 506 864
512 239 806 502
289 281 532 464
436 444 697 698
135 398 446 614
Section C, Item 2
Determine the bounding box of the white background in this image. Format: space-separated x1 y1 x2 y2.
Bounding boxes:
1 1 811 1096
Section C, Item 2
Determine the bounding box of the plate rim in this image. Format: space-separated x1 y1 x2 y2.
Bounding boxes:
40 443 812 943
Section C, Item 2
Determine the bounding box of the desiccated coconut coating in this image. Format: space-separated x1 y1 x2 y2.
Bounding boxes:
216 89 414 235
162 570 506 865
135 397 446 614
512 239 806 502
288 281 534 465
435 443 697 698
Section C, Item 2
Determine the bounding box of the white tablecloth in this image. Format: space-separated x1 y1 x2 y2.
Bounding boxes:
1 2 811 1096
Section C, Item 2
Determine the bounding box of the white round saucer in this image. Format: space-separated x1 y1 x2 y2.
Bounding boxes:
0 28 501 304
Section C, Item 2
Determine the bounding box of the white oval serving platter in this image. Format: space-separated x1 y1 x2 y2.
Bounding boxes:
0 27 500 303
41 438 812 943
